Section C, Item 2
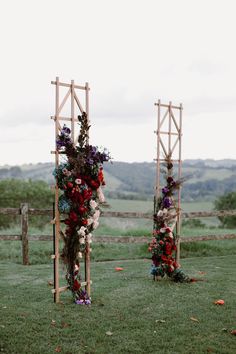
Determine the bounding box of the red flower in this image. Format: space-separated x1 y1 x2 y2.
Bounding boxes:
90 180 100 189
67 182 73 189
98 168 105 185
83 189 92 200
78 206 87 214
165 243 172 255
73 279 81 291
69 211 78 223
81 219 88 226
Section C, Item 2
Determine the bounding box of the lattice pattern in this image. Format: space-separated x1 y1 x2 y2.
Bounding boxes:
154 100 183 262
51 77 91 303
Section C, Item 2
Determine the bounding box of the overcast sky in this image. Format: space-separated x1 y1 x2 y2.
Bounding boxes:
0 0 236 165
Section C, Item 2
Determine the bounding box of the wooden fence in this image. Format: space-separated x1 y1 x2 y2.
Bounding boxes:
0 204 236 265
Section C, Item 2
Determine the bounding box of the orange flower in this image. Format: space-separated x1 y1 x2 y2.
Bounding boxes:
214 299 225 305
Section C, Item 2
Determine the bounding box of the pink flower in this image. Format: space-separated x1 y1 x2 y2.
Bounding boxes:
97 187 105 203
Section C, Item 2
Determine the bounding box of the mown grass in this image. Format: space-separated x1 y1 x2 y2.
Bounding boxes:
1 237 236 266
1 256 236 354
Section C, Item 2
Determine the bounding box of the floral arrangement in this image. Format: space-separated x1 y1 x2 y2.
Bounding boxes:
148 155 190 282
53 112 111 304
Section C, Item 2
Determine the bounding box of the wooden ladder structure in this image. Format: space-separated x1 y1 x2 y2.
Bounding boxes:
50 77 91 303
154 100 183 263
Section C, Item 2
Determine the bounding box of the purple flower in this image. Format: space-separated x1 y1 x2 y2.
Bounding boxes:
163 197 172 208
85 299 91 305
75 299 85 305
162 187 169 195
62 125 71 135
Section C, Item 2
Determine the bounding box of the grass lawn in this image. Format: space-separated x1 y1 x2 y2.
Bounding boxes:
1 256 236 354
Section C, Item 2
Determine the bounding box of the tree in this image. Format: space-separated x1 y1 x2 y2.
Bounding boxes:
214 191 236 228
0 179 54 229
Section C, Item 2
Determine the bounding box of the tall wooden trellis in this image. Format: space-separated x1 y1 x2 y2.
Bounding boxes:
50 77 91 303
154 100 183 262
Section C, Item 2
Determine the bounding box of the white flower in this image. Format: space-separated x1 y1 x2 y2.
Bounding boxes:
78 226 86 237
157 210 163 217
86 233 92 244
97 187 105 203
74 264 79 272
93 210 100 220
90 200 98 209
87 218 94 226
168 232 174 238
160 227 166 233
75 178 82 185
79 237 85 244
78 252 83 259
93 220 99 230
162 208 168 214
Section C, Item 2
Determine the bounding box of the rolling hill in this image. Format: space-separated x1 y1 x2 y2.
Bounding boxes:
0 159 236 201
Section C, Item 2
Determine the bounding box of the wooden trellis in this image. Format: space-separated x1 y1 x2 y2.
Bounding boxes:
50 77 91 303
154 100 183 262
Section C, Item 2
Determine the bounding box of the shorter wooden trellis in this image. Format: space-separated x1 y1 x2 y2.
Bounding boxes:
154 100 183 263
50 77 90 303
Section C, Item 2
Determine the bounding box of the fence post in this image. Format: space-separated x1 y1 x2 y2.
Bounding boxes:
21 203 29 265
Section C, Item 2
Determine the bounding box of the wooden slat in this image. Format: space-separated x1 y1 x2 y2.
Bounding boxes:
51 280 93 294
51 115 79 122
21 203 29 265
159 108 169 128
1 234 236 243
159 137 168 156
51 80 86 90
170 136 180 155
155 102 181 110
58 88 71 114
170 107 180 133
74 91 84 114
1 208 236 219
0 207 21 215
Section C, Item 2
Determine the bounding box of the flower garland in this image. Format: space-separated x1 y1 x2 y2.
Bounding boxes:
53 112 111 304
149 156 190 282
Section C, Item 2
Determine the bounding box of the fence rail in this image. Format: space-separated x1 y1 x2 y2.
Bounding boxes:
1 205 236 264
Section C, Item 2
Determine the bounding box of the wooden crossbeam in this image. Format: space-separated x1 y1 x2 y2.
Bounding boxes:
51 80 87 90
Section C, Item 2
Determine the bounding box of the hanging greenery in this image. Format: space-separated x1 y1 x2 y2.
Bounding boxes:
53 112 111 304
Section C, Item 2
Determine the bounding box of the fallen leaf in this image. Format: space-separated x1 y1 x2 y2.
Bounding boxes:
231 330 236 335
47 281 53 286
214 299 225 305
51 320 56 326
221 328 227 332
190 317 199 322
198 271 206 275
155 319 166 323
106 331 113 336
61 321 70 328
55 346 61 352
115 267 123 271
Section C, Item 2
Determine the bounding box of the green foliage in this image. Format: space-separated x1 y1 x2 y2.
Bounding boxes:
214 191 236 228
0 179 54 229
182 218 206 228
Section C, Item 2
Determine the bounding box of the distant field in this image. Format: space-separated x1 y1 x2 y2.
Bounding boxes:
104 198 214 213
